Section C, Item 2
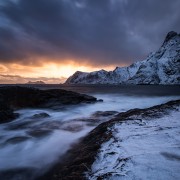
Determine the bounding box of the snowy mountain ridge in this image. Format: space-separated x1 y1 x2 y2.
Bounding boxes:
65 31 180 84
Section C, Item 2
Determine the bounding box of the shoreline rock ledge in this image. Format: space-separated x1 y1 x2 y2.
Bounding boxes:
40 99 180 180
0 86 98 123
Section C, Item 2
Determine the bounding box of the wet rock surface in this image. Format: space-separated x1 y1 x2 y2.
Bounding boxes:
27 129 52 138
92 111 118 117
36 121 62 130
6 121 36 130
74 111 119 127
0 97 19 124
0 86 97 123
0 86 97 108
60 122 84 133
29 120 85 133
0 168 38 180
5 109 118 134
31 113 50 119
5 136 31 144
39 99 180 180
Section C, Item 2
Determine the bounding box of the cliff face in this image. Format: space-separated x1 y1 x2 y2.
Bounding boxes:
65 31 180 85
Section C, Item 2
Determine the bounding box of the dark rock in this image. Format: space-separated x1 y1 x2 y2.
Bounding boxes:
113 100 180 121
32 113 50 119
0 86 97 109
0 168 38 180
6 121 35 130
0 86 98 123
78 118 102 123
36 121 62 130
5 136 30 144
163 31 178 44
38 121 84 132
0 97 19 124
39 99 180 180
92 111 118 117
97 99 103 102
27 129 52 138
71 111 118 128
60 122 84 132
39 121 112 180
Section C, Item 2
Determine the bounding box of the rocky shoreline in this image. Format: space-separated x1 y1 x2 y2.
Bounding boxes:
0 86 99 124
0 86 179 180
39 99 180 180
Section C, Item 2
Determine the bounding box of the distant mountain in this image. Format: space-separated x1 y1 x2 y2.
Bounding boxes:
65 31 180 85
26 81 45 84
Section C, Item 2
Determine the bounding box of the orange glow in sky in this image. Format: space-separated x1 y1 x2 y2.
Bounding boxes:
0 61 118 83
0 63 114 77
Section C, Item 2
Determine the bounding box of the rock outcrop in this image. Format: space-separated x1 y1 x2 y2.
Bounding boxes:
0 97 18 123
0 86 98 123
39 99 180 180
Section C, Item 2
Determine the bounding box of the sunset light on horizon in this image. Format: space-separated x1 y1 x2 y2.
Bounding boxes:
0 0 179 84
0 1 179 179
0 61 119 84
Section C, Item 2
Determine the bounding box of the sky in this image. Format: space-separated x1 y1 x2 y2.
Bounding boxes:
0 0 180 83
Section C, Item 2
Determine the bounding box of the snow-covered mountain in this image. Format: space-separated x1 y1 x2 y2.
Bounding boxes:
65 31 180 85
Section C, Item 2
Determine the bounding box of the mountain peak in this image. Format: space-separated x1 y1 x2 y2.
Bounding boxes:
163 31 178 44
65 31 180 85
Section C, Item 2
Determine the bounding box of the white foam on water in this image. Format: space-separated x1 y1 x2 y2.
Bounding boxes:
0 91 179 177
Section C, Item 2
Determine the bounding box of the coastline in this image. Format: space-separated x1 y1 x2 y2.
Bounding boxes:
39 99 180 180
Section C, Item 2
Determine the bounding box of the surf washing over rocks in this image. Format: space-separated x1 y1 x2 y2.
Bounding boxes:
0 85 180 179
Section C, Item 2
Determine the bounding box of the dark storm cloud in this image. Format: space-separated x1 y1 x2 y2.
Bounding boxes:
0 0 179 66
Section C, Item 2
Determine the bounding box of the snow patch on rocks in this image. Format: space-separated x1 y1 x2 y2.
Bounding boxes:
88 107 180 180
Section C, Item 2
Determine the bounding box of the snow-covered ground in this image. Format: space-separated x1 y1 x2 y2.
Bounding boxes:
88 107 180 180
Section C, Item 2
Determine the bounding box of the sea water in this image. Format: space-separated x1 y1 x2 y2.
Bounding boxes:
0 85 179 179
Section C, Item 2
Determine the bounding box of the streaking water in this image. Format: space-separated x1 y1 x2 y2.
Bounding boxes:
0 85 179 179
